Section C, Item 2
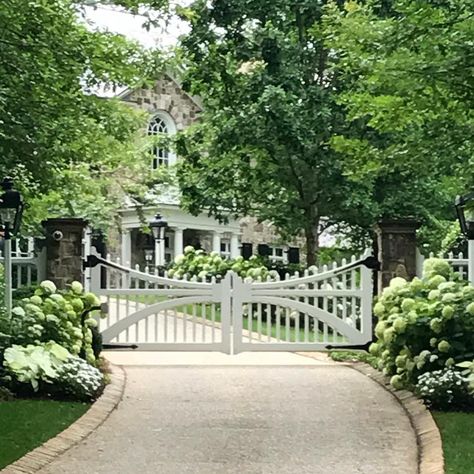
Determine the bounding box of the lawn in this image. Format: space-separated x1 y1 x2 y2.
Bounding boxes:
0 399 90 469
433 411 474 474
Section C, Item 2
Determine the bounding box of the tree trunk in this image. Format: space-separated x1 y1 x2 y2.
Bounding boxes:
304 219 320 266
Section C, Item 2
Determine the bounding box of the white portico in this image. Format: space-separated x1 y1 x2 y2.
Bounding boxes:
120 204 242 267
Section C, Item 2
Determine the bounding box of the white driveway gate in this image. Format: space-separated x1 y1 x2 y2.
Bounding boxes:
87 252 375 354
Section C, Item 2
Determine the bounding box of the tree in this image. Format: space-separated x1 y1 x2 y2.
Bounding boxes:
322 0 473 249
173 0 460 264
0 0 164 234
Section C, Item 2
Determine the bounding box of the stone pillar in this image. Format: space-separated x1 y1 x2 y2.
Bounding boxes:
121 228 132 266
42 218 88 289
375 219 421 292
230 233 240 258
173 227 184 257
212 231 222 254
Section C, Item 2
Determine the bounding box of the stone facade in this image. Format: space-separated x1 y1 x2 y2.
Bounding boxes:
121 75 202 130
42 218 88 289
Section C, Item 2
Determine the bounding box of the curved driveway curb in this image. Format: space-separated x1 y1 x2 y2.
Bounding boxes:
1 364 126 474
350 362 444 474
299 353 444 474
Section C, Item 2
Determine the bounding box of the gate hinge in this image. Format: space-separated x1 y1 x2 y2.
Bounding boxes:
360 256 380 271
83 254 101 269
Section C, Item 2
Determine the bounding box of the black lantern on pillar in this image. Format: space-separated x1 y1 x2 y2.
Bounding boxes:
0 177 23 238
455 193 474 240
149 213 168 241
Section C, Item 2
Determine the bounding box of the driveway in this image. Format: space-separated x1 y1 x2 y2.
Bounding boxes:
40 353 417 474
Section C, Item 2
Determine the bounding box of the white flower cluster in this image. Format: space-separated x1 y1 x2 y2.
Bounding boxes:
56 356 103 400
416 368 471 409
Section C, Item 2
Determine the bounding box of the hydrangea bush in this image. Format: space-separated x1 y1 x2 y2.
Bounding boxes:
369 258 474 390
415 369 472 411
167 246 279 281
3 280 103 365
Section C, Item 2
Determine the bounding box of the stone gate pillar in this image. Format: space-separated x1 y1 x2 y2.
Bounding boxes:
42 218 88 289
375 219 421 293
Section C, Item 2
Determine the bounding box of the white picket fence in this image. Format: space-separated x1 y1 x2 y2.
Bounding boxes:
0 237 40 289
416 241 474 284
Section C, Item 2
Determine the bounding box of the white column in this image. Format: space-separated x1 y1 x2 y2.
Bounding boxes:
121 229 132 266
173 227 184 257
230 233 240 258
155 239 165 267
468 239 474 285
212 231 222 254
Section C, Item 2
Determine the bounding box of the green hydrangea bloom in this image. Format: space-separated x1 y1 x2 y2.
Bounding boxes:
466 302 474 316
395 355 407 368
390 277 407 288
29 295 42 306
430 337 438 347
375 321 387 339
70 281 83 295
383 327 396 344
438 340 451 353
445 358 455 367
393 318 407 334
40 280 57 294
428 290 441 300
442 305 454 319
369 343 380 355
409 277 424 292
428 275 446 289
373 302 386 317
390 375 405 390
430 318 443 334
423 258 452 279
401 298 415 312
441 292 456 304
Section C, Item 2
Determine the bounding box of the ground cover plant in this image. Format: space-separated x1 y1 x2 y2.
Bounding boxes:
0 399 89 469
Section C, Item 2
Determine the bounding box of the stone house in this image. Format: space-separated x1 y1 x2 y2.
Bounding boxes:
117 74 305 268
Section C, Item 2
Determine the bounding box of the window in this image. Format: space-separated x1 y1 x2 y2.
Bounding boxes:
269 246 286 263
220 241 231 258
148 113 176 168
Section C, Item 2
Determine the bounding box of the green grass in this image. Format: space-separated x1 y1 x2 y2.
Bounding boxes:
113 294 345 343
433 411 474 474
329 350 378 368
0 399 90 469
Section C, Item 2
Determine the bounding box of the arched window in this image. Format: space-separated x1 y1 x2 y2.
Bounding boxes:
148 112 176 168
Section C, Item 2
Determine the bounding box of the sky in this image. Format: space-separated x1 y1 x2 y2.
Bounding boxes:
83 4 188 48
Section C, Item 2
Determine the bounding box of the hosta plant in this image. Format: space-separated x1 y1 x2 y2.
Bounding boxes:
369 258 474 390
167 246 279 281
3 342 69 391
2 280 103 365
458 360 474 394
415 369 473 411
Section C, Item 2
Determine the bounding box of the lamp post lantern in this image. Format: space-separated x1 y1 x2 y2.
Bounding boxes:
455 193 474 284
149 213 168 267
0 177 24 316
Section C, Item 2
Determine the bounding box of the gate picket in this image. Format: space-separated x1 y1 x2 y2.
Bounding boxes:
88 249 375 354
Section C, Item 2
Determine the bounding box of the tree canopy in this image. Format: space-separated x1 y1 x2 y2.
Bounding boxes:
0 0 163 234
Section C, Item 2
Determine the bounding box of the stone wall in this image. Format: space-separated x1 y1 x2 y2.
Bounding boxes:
122 75 201 130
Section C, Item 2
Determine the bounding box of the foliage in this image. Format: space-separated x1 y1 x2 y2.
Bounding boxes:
369 258 474 390
0 0 164 234
55 356 104 401
1 280 103 365
415 369 473 411
0 399 89 470
433 412 474 474
324 0 472 224
329 350 378 368
3 342 69 391
457 360 474 394
174 0 399 264
168 246 279 281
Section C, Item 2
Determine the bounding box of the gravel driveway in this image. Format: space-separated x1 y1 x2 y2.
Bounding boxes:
40 354 417 474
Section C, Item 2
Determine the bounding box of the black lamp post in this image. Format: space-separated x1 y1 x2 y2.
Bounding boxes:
0 178 23 316
455 193 474 240
455 193 474 284
149 213 168 267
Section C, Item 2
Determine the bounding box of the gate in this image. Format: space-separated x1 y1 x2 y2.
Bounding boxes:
88 252 375 354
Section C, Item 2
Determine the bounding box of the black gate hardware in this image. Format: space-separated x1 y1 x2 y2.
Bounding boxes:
83 254 130 273
325 340 373 351
102 343 139 350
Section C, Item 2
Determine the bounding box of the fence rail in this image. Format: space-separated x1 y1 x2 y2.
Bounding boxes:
416 241 474 284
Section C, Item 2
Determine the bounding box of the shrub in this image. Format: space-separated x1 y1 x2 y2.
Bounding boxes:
168 246 279 281
55 356 104 401
2 280 103 365
415 369 473 411
370 258 474 389
458 360 474 394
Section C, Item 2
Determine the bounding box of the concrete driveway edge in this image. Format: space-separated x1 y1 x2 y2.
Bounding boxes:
1 363 126 474
349 361 444 474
